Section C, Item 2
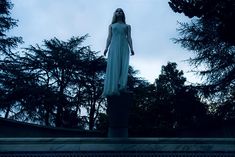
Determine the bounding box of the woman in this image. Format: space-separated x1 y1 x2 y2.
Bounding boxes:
102 8 135 97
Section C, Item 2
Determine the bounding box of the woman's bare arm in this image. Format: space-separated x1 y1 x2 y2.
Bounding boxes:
127 25 134 55
104 25 112 56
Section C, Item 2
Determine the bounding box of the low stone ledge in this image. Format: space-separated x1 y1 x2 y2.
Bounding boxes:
0 117 102 137
0 138 235 152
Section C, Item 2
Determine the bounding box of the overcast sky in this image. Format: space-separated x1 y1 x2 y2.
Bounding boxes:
10 0 202 84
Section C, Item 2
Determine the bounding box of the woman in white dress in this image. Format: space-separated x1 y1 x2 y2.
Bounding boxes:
102 8 135 97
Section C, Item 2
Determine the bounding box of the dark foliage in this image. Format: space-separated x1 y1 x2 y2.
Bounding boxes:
154 62 207 129
168 0 235 44
0 35 107 130
2 0 231 136
0 0 23 56
0 0 23 118
129 62 208 136
169 0 235 98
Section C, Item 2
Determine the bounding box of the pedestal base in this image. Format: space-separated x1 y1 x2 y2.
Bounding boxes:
107 92 132 138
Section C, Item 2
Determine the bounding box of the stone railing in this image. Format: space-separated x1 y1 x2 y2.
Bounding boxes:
0 138 235 157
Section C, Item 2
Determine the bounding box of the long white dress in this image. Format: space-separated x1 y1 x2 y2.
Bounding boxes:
102 23 130 97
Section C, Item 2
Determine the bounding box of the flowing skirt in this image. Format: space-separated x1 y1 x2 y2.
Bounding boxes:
102 38 130 97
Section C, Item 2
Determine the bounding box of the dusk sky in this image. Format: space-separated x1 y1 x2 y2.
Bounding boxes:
10 0 202 84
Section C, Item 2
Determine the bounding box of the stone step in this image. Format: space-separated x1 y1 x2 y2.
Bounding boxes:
0 138 235 153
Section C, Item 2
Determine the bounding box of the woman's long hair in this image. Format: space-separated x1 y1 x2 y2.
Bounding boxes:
111 8 126 24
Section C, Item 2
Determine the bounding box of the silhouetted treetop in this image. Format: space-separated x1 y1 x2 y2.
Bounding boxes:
0 0 22 56
155 62 186 96
169 0 235 18
169 0 235 44
169 0 235 98
0 0 13 15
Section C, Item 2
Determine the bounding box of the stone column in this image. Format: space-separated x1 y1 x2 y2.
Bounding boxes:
107 91 132 138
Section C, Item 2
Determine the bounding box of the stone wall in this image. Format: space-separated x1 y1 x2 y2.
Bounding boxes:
0 117 103 137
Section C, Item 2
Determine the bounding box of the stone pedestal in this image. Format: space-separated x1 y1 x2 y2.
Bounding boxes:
107 92 132 138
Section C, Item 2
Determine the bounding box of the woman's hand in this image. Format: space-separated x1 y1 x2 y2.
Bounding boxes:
131 49 135 56
104 48 108 56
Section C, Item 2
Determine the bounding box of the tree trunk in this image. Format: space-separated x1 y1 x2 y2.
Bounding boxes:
89 103 95 130
45 105 50 126
56 69 66 127
55 104 63 127
56 88 65 127
4 106 11 119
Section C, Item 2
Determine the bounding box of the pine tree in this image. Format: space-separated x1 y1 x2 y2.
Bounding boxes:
0 0 22 56
155 62 206 129
169 0 235 97
0 0 23 118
